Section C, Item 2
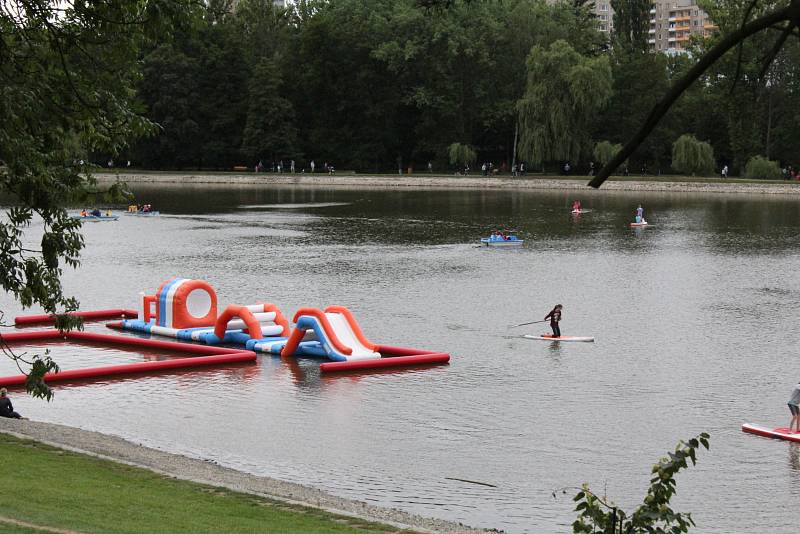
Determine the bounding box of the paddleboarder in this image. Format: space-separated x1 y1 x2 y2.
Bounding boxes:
572 200 582 212
544 304 563 338
635 205 644 224
789 382 800 433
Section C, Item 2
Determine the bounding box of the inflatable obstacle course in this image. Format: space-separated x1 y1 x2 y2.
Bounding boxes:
5 277 449 387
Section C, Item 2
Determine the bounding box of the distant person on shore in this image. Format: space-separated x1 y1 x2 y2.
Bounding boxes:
519 162 525 175
544 304 563 338
788 382 800 433
0 388 24 419
290 160 295 173
428 161 433 173
721 165 728 179
310 160 315 173
563 162 570 175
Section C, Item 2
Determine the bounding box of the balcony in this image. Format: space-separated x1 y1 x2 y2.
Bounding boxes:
648 38 656 44
649 28 656 34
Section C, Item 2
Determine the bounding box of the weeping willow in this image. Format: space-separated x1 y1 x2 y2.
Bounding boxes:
671 134 715 176
517 40 612 167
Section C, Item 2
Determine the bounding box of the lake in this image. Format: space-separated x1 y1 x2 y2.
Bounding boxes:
1 183 799 533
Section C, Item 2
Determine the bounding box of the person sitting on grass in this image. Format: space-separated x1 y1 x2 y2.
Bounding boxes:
0 388 24 419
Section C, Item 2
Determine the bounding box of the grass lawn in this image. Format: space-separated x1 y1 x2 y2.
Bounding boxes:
0 433 414 534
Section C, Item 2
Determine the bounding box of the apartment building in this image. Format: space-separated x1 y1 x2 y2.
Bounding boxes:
594 1 614 34
589 0 714 53
648 0 714 54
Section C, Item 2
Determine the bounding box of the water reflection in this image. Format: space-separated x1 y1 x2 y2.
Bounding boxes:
1 183 800 532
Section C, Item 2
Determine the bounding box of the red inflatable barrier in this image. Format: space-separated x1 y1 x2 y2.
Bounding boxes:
0 330 64 343
14 309 139 326
320 352 450 373
0 351 255 387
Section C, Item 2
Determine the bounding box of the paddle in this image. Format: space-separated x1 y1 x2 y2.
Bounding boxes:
509 319 548 328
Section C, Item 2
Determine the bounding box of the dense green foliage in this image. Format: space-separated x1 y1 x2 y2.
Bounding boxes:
0 434 402 533
518 40 613 166
744 156 782 180
572 433 710 534
0 0 194 398
125 0 799 176
672 134 715 176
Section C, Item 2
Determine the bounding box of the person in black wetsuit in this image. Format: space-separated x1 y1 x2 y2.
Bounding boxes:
0 388 22 419
544 304 563 338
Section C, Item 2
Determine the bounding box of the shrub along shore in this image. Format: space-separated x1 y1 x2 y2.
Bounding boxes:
0 420 484 533
96 171 800 196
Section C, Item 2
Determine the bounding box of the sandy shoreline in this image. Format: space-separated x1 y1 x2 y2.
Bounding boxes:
96 171 800 196
0 419 489 534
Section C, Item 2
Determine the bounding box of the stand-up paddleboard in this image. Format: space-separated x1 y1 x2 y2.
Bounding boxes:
630 221 650 227
523 334 595 342
742 423 800 443
571 209 592 214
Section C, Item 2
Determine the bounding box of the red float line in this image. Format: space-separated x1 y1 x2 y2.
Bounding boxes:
0 330 65 343
319 351 450 373
0 328 256 387
14 309 139 326
0 352 255 387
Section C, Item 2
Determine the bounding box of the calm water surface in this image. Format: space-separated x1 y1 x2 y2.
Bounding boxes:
2 183 800 533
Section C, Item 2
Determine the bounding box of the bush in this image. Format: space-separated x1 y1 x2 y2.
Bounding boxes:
593 141 623 168
447 143 477 168
744 156 781 180
671 134 714 176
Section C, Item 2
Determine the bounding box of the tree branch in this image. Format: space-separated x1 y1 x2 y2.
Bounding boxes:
588 5 793 188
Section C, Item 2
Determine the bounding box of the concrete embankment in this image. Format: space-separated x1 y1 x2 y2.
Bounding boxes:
0 419 489 534
96 171 800 196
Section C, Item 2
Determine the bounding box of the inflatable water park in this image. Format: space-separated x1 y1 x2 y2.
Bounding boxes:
0 278 449 387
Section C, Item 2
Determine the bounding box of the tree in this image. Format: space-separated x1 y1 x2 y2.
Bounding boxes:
672 135 715 175
593 141 623 168
590 0 800 187
517 40 612 166
241 57 300 163
611 0 651 51
448 142 477 170
744 155 782 180
0 0 194 398
571 433 710 533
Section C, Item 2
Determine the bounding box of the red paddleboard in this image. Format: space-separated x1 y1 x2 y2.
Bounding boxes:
742 423 800 443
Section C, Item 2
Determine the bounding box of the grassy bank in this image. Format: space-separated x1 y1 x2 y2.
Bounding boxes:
0 433 412 534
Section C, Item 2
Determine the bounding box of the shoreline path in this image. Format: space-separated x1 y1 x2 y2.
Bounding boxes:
97 171 800 196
